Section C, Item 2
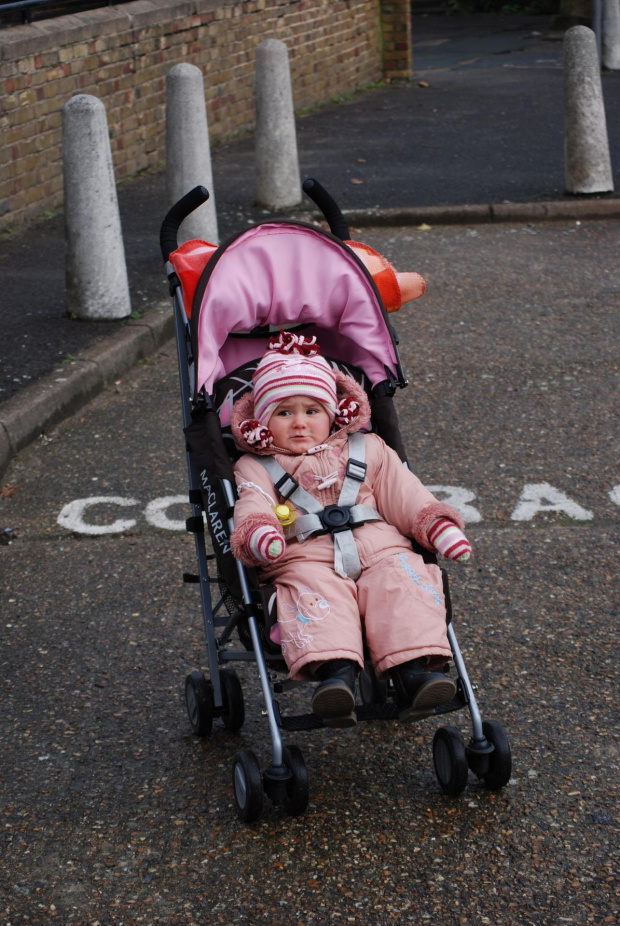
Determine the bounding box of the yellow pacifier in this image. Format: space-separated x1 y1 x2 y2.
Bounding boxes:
274 504 296 527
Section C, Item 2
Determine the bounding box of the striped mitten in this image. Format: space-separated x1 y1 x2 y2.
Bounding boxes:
428 518 471 562
246 525 285 564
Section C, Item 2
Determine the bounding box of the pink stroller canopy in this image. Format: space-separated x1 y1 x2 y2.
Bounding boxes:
194 223 402 395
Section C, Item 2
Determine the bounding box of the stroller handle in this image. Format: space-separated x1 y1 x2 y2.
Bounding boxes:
160 185 210 262
302 178 350 241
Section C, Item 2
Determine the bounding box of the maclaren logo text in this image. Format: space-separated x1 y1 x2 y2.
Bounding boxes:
202 470 232 555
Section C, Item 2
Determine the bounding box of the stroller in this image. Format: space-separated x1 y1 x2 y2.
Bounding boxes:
159 180 512 822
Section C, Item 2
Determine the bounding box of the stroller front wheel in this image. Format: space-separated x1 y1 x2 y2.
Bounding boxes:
282 745 309 817
185 671 213 737
480 720 512 791
232 749 263 823
433 726 469 796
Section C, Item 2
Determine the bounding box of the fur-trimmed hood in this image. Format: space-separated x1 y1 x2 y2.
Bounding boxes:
231 371 371 456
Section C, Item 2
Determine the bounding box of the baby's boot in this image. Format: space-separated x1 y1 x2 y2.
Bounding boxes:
390 658 456 722
312 659 357 728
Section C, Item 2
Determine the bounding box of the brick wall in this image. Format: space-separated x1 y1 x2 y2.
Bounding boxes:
0 0 411 232
381 0 412 79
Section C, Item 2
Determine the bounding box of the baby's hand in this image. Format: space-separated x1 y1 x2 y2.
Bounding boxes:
247 524 285 564
428 518 471 562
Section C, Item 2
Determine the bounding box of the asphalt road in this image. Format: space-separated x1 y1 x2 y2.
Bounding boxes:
1 220 619 924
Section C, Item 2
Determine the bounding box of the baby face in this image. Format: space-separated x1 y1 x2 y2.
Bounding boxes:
268 395 331 453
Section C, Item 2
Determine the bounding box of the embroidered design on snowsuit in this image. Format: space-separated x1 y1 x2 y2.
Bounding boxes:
278 585 331 653
396 553 442 607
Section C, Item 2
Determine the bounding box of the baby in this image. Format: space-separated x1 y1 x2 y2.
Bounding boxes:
230 331 471 728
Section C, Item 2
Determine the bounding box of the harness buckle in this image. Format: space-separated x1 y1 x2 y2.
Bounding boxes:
274 472 298 500
346 458 367 482
320 505 352 533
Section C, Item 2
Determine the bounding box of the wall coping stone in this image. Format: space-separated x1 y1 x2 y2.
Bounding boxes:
0 9 129 58
0 0 228 60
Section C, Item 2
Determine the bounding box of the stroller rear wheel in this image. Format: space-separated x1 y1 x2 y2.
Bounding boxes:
232 749 263 823
185 671 213 737
480 720 512 791
220 668 245 731
282 745 309 817
433 726 469 796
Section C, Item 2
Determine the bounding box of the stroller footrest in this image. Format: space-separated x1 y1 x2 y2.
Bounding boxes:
433 692 468 715
277 694 467 731
278 702 400 731
355 702 399 721
280 713 326 732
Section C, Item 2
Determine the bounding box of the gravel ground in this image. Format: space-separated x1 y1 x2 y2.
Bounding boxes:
1 220 618 924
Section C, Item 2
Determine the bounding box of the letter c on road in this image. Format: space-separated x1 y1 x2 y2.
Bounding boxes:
57 496 139 535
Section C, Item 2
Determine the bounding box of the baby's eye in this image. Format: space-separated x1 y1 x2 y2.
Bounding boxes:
306 407 320 415
276 409 291 417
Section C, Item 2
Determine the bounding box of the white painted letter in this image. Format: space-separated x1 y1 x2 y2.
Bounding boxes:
609 485 620 507
57 497 139 535
510 483 593 521
425 486 482 523
144 496 188 531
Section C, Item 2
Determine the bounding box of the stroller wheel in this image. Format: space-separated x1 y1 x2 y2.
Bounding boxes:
433 726 469 797
359 661 388 706
480 720 512 791
185 671 213 737
282 745 309 817
232 749 263 823
220 668 245 732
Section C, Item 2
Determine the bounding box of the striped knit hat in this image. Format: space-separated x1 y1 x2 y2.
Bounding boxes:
252 331 338 426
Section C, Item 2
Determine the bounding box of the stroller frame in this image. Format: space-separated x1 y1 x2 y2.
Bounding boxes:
160 181 511 821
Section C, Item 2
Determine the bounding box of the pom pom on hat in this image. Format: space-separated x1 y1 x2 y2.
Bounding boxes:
335 395 360 427
239 418 273 450
267 329 320 356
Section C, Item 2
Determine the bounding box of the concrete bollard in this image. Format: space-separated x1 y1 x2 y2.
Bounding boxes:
602 0 620 69
564 26 614 193
63 94 131 320
255 39 302 210
166 63 218 244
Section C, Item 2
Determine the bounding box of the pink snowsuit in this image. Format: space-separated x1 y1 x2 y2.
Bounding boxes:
230 376 464 681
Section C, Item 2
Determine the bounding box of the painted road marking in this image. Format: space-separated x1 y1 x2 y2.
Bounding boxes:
55 485 619 536
57 496 140 535
144 496 188 531
510 483 593 522
426 486 482 523
57 495 187 535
